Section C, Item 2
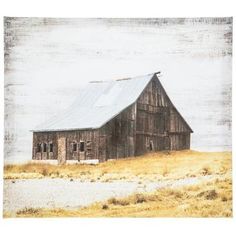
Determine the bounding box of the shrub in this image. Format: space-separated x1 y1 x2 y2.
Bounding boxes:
102 204 109 210
197 190 218 200
134 194 147 204
205 190 218 200
41 168 49 176
201 167 211 175
221 196 228 202
108 197 129 206
17 207 39 215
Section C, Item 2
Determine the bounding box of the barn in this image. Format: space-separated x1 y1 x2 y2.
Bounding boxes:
31 72 193 164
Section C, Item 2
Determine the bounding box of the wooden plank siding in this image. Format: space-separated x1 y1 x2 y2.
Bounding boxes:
100 104 136 161
32 75 192 163
32 130 100 161
135 76 192 155
169 133 190 150
136 77 169 155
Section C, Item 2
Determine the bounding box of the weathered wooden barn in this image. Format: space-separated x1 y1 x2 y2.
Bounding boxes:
32 72 193 164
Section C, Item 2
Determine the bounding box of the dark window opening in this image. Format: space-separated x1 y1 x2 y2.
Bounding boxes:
36 143 41 152
79 141 85 152
43 143 47 152
72 142 77 152
49 143 53 152
149 140 154 151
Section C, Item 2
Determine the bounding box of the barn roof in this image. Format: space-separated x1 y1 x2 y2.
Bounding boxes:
32 73 156 132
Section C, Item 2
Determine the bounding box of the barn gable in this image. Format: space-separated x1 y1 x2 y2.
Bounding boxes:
136 75 193 134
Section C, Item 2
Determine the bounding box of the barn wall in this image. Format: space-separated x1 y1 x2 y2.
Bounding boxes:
33 132 58 160
169 133 190 150
169 108 191 133
135 76 191 155
32 130 99 162
99 104 136 161
135 77 171 155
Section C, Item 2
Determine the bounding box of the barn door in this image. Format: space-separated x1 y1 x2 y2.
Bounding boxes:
58 137 66 164
164 136 170 150
79 141 85 160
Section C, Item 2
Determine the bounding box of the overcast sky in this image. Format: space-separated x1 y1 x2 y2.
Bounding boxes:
4 18 232 163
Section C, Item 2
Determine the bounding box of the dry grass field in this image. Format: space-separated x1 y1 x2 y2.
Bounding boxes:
4 150 231 182
4 150 232 217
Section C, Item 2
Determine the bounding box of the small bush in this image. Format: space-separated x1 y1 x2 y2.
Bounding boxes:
134 194 147 204
205 190 218 200
108 197 129 206
108 197 117 204
17 207 39 215
201 167 211 176
173 191 183 199
55 171 60 176
197 190 218 200
41 168 49 176
221 196 228 202
102 204 109 210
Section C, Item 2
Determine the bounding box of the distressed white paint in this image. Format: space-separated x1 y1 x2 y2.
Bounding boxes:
4 18 232 163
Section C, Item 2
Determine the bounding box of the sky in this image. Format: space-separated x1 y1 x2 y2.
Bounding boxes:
4 18 232 163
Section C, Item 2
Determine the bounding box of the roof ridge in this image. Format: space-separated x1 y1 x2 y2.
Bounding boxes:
89 71 160 83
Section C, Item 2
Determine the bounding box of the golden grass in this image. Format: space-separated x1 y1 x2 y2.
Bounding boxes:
4 177 232 218
4 150 232 182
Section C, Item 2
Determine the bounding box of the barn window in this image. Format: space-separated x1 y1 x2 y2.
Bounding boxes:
36 143 41 152
49 143 53 152
79 141 85 152
149 140 154 151
72 142 77 152
43 143 47 152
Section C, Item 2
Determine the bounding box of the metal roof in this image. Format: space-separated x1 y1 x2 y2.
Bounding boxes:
32 73 155 132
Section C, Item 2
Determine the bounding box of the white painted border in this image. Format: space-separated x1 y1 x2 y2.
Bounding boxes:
0 1 235 236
